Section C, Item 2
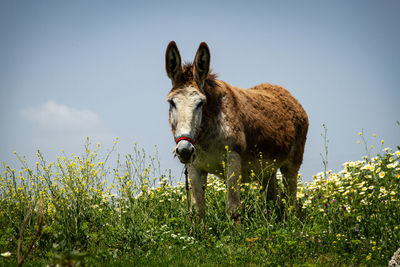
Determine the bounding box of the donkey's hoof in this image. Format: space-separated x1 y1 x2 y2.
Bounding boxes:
230 212 241 224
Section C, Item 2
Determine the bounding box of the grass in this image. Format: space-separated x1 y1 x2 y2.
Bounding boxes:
0 136 399 266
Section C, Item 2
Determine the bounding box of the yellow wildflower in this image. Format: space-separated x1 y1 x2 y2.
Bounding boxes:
1 252 11 257
366 253 372 261
245 237 259 243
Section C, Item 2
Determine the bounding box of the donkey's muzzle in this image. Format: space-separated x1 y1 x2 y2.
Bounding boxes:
175 140 195 163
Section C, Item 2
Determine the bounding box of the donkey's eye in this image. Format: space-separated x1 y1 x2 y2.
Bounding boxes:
195 101 204 110
169 100 176 109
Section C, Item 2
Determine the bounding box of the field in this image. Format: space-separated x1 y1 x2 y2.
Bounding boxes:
0 137 399 266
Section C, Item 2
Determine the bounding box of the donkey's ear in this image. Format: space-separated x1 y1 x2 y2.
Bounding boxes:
165 41 183 86
193 42 210 86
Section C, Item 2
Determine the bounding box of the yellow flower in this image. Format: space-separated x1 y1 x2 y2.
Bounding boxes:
245 237 259 243
379 172 385 178
366 253 372 261
1 252 11 257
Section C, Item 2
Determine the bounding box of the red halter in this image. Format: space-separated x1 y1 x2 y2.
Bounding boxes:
175 135 195 145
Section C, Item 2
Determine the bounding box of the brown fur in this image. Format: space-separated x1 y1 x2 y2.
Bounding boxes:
166 42 308 221
177 63 308 167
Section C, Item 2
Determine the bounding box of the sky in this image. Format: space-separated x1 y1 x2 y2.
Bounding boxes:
0 0 399 183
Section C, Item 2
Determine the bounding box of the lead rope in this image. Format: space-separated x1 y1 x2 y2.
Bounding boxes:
184 166 194 232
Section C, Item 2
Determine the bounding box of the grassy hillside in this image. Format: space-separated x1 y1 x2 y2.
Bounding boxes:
0 139 399 266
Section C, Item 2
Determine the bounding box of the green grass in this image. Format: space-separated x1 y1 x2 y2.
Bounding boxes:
0 138 399 266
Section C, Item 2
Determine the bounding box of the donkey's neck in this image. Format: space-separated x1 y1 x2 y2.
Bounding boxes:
196 80 224 144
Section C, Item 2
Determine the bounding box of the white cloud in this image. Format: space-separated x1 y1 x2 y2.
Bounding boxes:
16 100 116 168
21 100 102 131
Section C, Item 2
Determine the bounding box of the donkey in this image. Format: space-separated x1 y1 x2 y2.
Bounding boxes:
165 41 308 221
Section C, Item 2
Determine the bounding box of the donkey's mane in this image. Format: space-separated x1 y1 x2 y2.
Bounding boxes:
182 62 218 88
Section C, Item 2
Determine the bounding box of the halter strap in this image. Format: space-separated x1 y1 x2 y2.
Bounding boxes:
175 135 195 145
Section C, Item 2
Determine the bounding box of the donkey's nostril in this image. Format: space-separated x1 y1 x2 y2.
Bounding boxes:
176 143 195 163
177 147 191 159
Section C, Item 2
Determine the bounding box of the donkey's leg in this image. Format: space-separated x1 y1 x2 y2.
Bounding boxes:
280 163 299 208
261 171 278 203
188 165 208 220
261 170 287 219
226 152 242 222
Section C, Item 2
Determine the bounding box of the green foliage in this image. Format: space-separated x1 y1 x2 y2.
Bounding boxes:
0 138 399 266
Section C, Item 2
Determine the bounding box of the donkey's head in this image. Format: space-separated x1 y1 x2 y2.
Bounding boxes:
165 41 211 163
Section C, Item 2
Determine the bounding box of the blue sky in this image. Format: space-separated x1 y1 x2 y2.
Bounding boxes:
1 0 399 182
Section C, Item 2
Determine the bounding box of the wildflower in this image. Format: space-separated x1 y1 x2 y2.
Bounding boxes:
245 237 259 243
379 172 385 178
1 252 11 257
366 253 372 261
357 182 365 188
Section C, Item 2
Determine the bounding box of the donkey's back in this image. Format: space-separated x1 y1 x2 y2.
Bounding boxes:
240 82 308 165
